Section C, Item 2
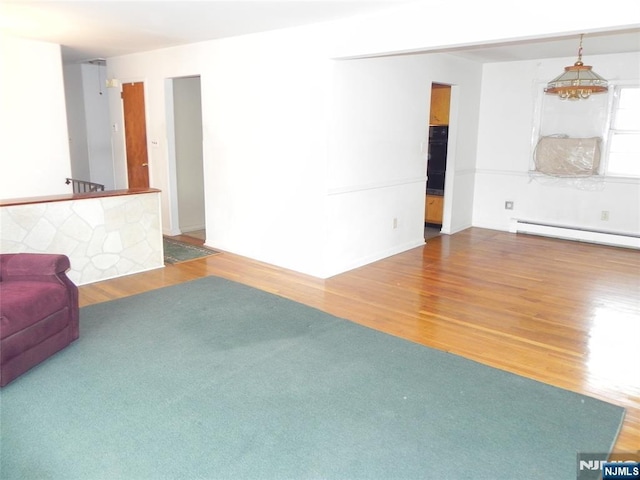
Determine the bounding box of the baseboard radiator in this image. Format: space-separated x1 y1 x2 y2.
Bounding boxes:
510 219 640 249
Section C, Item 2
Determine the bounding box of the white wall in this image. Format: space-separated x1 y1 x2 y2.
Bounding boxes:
106 26 485 278
473 52 640 236
81 63 115 190
107 27 332 276
63 64 91 182
63 63 115 190
104 2 639 277
325 53 482 276
0 35 72 199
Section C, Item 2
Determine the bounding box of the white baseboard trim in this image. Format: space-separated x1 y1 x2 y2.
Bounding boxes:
322 238 426 279
180 224 205 234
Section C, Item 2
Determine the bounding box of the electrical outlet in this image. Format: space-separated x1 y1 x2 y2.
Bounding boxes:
505 201 514 210
393 217 398 229
601 210 609 221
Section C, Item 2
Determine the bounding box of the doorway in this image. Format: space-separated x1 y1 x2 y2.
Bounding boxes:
122 82 150 189
170 76 205 240
425 83 451 240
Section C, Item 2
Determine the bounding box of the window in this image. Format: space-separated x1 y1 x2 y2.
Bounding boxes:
606 86 640 177
534 84 640 179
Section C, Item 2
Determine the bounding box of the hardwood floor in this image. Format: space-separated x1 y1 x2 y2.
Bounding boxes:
79 228 640 453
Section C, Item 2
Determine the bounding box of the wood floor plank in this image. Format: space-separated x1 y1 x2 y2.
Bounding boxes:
79 228 640 453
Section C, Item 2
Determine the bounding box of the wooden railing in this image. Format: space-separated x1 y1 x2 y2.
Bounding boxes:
65 178 105 193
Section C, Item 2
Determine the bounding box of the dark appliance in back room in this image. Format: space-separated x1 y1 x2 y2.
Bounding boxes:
427 125 448 195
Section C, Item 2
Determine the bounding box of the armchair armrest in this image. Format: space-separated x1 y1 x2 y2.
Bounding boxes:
0 254 71 282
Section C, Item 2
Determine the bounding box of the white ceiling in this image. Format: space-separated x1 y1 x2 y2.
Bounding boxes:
442 29 640 63
1 1 639 64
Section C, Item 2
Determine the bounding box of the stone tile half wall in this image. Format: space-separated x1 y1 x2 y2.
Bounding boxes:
0 192 163 285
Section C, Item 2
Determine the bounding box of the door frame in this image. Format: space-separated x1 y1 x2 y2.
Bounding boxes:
426 82 455 235
164 76 206 237
440 84 459 235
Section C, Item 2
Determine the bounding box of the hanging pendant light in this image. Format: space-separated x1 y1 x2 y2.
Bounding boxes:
544 34 608 100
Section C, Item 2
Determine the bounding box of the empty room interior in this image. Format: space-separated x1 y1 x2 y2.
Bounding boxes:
1 1 639 478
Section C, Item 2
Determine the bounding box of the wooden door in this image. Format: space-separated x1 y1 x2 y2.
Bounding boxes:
122 82 150 189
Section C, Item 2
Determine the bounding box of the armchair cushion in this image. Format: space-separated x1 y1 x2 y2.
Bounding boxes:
0 253 71 282
0 253 79 387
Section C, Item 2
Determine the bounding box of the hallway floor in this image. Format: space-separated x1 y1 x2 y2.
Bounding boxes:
424 225 441 241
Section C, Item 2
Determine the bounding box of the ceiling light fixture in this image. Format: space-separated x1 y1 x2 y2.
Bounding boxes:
544 34 608 100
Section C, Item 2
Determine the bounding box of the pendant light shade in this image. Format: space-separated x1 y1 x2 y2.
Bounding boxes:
544 34 608 100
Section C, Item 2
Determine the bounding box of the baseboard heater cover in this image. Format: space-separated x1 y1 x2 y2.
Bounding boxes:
510 220 640 249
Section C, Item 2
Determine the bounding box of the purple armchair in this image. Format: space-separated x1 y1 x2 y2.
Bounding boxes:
0 253 79 387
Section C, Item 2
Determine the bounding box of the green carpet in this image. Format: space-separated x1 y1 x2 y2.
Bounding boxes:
0 277 624 479
163 237 218 264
